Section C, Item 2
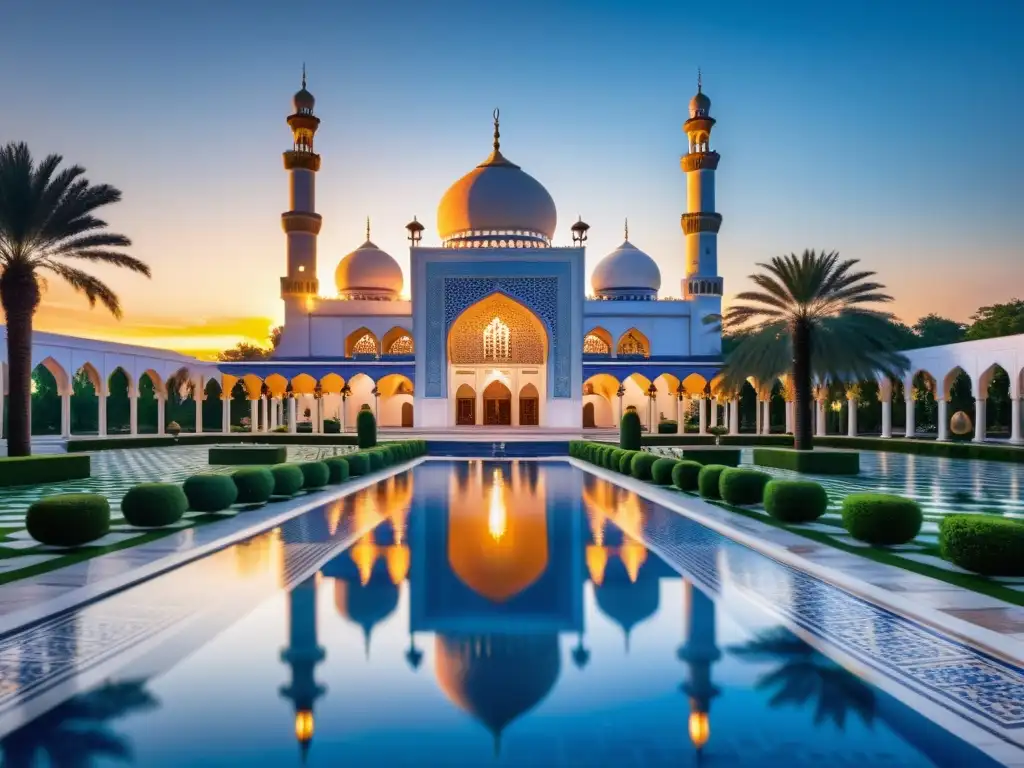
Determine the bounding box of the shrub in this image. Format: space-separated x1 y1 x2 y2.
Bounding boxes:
232 467 275 504
325 456 350 484
671 460 703 492
357 406 377 449
209 445 287 466
270 464 305 497
603 446 617 469
299 461 330 489
697 465 728 499
323 418 341 434
271 425 288 433
372 447 391 467
842 493 922 545
651 458 678 485
120 483 188 527
26 493 110 547
618 450 638 474
366 451 384 471
763 480 829 523
630 452 659 481
610 448 626 472
620 410 642 451
0 454 90 488
719 468 772 506
183 474 239 512
347 453 370 476
297 422 313 434
939 515 1024 576
678 448 741 467
752 447 859 475
657 420 679 434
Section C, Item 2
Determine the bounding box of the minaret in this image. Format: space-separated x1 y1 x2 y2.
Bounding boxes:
280 574 327 762
280 66 322 301
677 579 721 762
681 70 724 355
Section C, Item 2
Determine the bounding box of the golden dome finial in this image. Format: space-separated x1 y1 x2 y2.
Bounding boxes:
697 66 702 93
492 108 500 152
365 216 371 242
302 62 307 90
624 217 629 241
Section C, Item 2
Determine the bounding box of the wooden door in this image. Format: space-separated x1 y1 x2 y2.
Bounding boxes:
456 398 475 425
582 402 595 428
401 402 414 428
519 398 539 426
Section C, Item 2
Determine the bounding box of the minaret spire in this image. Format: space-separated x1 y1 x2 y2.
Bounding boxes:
492 108 501 152
697 66 702 93
302 62 307 89
624 218 629 241
366 216 371 242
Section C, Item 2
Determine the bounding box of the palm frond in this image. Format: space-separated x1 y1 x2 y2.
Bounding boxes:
41 260 122 317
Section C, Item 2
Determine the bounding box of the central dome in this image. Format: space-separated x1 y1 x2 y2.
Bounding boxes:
591 234 661 300
334 226 403 300
437 112 557 248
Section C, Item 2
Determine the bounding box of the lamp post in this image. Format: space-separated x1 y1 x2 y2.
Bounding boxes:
616 384 625 425
647 383 658 433
570 216 590 246
371 385 380 422
340 383 351 433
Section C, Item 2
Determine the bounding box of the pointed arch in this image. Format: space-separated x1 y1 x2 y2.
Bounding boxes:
382 326 414 355
448 293 547 365
346 327 379 357
616 328 650 358
583 327 612 355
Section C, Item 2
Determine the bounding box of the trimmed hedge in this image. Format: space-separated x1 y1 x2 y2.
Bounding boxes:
208 445 287 466
815 436 1024 465
719 468 772 505
671 460 703 491
366 450 384 471
651 458 678 485
678 448 741 467
657 420 679 434
357 406 377 449
698 464 729 499
26 493 110 546
346 453 370 477
620 410 642 451
618 450 639 474
232 467 275 504
939 515 1024 576
752 447 860 475
0 454 90 488
121 483 188 527
763 480 829 523
66 434 361 452
298 461 330 489
630 452 659 481
183 474 239 512
324 457 350 484
842 493 922 545
270 464 305 497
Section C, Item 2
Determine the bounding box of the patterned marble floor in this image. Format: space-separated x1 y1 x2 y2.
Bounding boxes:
648 447 1024 585
0 444 355 577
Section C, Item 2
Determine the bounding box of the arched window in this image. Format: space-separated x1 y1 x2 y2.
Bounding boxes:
352 333 378 356
483 317 511 360
618 332 647 357
583 333 610 355
388 335 413 355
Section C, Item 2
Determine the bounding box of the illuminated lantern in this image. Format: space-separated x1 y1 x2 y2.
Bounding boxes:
950 410 973 436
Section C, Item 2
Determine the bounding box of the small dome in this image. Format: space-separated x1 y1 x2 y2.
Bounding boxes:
437 112 557 247
689 90 711 119
335 239 404 299
293 87 315 112
591 240 661 299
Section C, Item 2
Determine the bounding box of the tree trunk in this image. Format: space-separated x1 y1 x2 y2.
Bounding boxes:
0 266 41 457
792 317 813 451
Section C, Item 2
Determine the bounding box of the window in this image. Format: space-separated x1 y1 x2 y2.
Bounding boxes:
618 332 648 357
483 317 511 360
351 333 378 356
583 333 610 354
388 335 413 355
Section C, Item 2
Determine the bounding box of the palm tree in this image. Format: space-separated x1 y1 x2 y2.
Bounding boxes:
0 142 149 456
714 250 907 450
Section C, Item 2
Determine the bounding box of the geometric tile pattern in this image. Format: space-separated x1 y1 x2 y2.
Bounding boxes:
613 476 1024 735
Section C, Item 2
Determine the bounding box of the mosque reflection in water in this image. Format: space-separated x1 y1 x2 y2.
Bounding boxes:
279 460 719 759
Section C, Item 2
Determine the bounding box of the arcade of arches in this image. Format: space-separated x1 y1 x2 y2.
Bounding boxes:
448 294 547 427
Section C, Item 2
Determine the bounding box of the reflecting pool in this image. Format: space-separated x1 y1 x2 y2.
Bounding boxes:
0 461 1013 766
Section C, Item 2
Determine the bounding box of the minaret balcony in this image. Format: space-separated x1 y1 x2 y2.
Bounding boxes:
281 276 320 297
680 152 720 172
283 151 322 172
681 212 723 235
281 212 323 234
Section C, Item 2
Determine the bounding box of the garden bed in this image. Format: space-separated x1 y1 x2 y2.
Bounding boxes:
0 454 91 487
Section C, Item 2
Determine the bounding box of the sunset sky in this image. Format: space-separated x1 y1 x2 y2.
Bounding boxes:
2 0 1022 357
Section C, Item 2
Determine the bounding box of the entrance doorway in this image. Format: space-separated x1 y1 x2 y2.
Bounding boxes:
401 402 414 428
455 384 476 426
519 383 539 426
582 402 596 428
483 380 512 426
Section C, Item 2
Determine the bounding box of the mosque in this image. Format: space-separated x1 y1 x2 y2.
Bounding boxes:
219 73 724 432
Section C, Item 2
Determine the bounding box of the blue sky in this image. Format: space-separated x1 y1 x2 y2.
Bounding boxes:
1 0 1021 352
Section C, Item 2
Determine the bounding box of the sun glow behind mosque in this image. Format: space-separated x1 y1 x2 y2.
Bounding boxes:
488 467 507 541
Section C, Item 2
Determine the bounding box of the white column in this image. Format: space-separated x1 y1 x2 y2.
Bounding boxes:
1011 398 1022 444
221 397 231 433
784 401 793 434
755 398 762 434
260 395 269 433
98 395 108 437
341 398 347 432
730 398 739 434
937 399 949 441
762 400 771 434
881 399 892 438
815 400 826 437
249 399 259 432
60 391 71 438
511 370 520 427
698 398 707 434
318 398 326 433
847 396 857 437
681 396 690 432
194 376 204 435
905 396 915 438
157 396 166 435
288 397 298 434
128 393 138 436
973 399 987 443
675 396 683 432
616 395 623 426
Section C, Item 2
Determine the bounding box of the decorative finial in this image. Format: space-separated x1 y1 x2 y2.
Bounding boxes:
365 216 371 241
624 217 629 241
697 67 702 93
302 63 307 90
492 108 500 152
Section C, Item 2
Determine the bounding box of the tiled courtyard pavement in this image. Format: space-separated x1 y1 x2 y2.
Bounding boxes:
0 444 354 578
649 446 1024 591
